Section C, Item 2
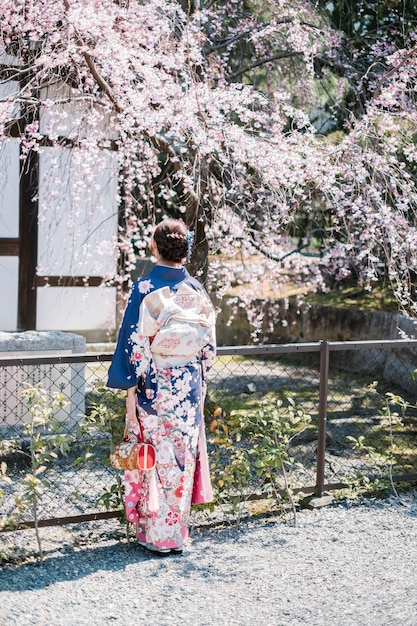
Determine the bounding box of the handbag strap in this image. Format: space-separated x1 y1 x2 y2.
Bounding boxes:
135 402 147 442
136 409 146 443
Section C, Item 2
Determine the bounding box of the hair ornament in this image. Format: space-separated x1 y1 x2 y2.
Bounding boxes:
186 230 194 262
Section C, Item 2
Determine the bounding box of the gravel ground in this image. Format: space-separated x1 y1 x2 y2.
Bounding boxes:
0 493 416 626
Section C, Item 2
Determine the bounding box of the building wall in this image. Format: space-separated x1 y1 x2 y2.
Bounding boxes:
0 138 20 330
0 81 119 338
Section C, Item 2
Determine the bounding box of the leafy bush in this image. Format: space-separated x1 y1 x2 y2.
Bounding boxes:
208 394 311 523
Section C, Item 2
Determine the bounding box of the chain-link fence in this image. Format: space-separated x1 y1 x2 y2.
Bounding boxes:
1 340 417 533
324 341 417 492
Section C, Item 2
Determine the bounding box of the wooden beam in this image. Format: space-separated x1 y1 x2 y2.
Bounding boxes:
36 276 105 287
4 120 118 151
0 238 19 255
18 147 38 330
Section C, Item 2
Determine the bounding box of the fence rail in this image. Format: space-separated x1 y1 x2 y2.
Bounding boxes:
1 339 417 532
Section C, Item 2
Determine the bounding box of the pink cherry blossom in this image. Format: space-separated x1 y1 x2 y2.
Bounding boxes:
0 0 416 336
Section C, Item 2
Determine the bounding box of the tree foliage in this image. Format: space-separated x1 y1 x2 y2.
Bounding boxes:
1 0 417 333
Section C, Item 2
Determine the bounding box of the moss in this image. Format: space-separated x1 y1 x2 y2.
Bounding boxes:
310 282 398 312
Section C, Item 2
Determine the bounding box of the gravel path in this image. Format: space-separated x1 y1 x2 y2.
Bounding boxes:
1 493 416 626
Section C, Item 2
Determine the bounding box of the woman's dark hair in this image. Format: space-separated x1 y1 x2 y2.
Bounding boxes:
153 219 188 263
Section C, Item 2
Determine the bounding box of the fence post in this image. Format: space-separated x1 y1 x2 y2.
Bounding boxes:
315 340 329 497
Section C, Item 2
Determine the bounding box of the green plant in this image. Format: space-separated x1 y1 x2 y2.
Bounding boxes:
0 384 71 560
77 382 126 462
345 390 412 499
208 394 311 524
75 381 129 540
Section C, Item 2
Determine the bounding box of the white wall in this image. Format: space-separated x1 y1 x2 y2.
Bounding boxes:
37 146 119 277
0 138 20 330
0 139 20 237
36 144 119 333
37 285 116 331
39 82 117 140
0 79 120 335
0 76 20 120
0 257 19 330
38 82 119 334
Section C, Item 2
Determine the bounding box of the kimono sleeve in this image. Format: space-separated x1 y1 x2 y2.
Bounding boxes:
107 284 143 389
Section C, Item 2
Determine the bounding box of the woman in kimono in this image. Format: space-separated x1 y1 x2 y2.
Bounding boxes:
107 219 216 555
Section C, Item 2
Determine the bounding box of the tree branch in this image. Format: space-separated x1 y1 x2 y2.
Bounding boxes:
204 18 326 55
226 51 300 81
372 43 417 101
63 0 123 113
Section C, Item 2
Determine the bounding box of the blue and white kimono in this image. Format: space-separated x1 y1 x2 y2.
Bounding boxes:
107 265 216 551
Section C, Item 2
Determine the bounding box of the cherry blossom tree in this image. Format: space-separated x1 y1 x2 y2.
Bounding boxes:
1 0 417 338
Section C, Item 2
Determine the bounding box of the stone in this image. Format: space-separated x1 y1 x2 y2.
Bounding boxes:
0 330 85 354
299 494 334 510
0 331 86 436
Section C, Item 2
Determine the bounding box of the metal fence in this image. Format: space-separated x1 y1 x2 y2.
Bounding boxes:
1 340 417 532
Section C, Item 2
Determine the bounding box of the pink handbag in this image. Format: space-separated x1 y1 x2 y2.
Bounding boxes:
110 412 159 513
110 416 156 471
110 440 156 471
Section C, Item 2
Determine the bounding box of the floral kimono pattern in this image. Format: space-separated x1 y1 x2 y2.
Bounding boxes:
107 265 216 551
